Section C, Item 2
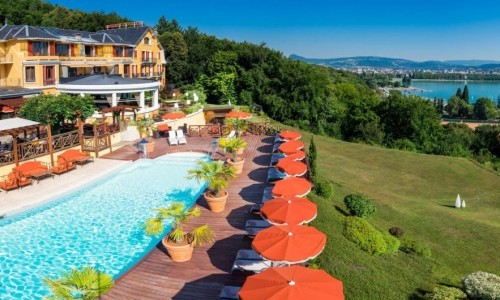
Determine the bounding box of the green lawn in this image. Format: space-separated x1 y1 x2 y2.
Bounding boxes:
301 133 500 299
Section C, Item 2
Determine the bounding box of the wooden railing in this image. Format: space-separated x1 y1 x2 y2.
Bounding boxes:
245 121 276 136
188 125 231 137
52 131 80 152
82 135 111 155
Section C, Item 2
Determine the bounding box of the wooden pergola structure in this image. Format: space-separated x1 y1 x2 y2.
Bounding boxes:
100 105 139 124
0 118 43 166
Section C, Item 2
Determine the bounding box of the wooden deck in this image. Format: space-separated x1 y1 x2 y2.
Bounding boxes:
103 134 275 299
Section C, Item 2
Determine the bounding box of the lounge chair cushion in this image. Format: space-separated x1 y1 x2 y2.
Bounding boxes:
219 286 241 300
267 167 287 183
231 258 272 273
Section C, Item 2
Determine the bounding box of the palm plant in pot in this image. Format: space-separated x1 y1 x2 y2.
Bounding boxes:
219 137 248 174
225 117 248 137
187 160 236 212
143 202 215 262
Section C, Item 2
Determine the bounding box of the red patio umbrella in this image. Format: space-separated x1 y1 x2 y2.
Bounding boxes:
252 224 326 264
261 197 317 225
276 159 307 177
238 265 344 300
272 177 311 198
279 130 302 141
226 111 252 119
285 151 306 161
278 140 304 155
162 112 185 121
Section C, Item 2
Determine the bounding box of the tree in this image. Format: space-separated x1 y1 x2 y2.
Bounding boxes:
447 96 471 118
473 97 498 120
462 84 470 103
307 136 317 179
18 94 96 133
455 87 462 98
44 266 113 300
160 31 188 86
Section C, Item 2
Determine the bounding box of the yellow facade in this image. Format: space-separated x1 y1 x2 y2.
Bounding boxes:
0 27 165 94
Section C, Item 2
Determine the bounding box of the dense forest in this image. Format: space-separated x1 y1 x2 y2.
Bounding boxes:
0 0 129 31
2 0 500 169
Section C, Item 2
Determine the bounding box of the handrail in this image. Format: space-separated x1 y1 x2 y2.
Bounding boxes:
188 125 231 137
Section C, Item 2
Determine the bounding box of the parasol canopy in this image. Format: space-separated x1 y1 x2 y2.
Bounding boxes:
278 140 305 155
272 177 311 198
261 197 317 225
279 130 302 141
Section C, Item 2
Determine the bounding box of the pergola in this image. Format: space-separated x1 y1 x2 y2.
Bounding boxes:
0 118 41 166
100 105 139 124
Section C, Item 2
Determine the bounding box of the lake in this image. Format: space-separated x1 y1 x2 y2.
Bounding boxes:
404 80 500 102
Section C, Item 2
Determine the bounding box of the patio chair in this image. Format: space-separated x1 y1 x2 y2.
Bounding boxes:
245 219 271 237
0 173 19 192
236 249 263 261
267 167 287 183
176 130 187 145
168 130 178 146
274 134 286 144
270 153 286 166
261 186 273 203
226 130 236 139
15 171 32 188
272 142 281 153
51 157 76 175
231 257 272 273
219 286 241 300
59 149 94 166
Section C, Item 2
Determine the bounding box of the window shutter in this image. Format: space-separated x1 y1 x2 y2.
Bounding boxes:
28 41 33 56
49 42 55 56
94 46 98 56
70 44 75 56
133 50 137 58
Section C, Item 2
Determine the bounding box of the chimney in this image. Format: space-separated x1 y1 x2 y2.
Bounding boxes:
75 34 82 41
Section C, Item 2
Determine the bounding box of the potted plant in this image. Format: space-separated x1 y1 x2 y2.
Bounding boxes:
187 160 236 212
44 266 114 299
219 137 248 174
143 202 215 262
225 117 248 137
136 118 157 152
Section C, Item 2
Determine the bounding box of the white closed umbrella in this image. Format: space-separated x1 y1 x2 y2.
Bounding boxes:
455 194 461 208
193 93 199 102
461 200 466 208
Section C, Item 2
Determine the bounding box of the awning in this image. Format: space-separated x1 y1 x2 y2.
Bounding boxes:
0 117 40 132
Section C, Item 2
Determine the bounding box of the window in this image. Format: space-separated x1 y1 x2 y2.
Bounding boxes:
124 64 130 76
31 42 49 56
25 66 36 82
144 37 150 45
55 44 69 56
114 46 124 57
84 45 94 57
113 65 119 74
126 47 134 58
43 66 55 86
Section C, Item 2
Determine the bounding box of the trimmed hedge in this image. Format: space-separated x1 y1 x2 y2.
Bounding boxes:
312 177 333 199
343 193 377 218
343 217 387 256
399 238 432 258
462 272 500 300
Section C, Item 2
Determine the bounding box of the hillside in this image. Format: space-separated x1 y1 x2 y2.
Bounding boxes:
298 131 500 298
290 54 500 71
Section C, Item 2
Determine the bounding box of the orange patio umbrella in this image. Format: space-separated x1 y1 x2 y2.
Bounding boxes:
252 224 326 263
285 150 306 161
272 177 311 198
276 159 307 177
279 130 302 141
278 140 304 155
226 111 252 119
162 112 186 121
261 197 317 225
238 265 345 300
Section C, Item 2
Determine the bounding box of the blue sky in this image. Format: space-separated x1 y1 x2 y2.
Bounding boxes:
47 0 500 61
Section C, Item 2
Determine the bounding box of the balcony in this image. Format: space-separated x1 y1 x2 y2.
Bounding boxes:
0 54 13 64
43 78 56 86
141 57 157 64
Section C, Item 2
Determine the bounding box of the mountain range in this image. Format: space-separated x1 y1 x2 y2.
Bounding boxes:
289 55 500 71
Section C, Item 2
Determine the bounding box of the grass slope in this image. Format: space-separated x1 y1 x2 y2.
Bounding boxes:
303 133 500 299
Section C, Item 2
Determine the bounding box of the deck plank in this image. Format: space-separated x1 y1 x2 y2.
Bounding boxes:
103 134 274 299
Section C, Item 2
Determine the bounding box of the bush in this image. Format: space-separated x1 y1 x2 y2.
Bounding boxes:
391 138 417 152
312 178 333 199
389 226 405 238
462 272 500 300
343 217 387 256
427 285 467 300
343 194 377 218
382 233 401 254
400 238 432 258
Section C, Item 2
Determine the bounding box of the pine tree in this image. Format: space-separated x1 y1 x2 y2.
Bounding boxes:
456 87 462 98
462 85 470 103
308 136 317 179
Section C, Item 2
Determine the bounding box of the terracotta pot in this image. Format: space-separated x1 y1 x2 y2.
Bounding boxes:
228 158 245 174
146 141 155 153
162 238 194 262
204 191 228 212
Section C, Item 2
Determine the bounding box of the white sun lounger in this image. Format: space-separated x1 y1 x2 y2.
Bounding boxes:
236 249 263 261
168 130 178 145
261 187 273 203
245 219 271 236
231 258 273 273
176 130 187 145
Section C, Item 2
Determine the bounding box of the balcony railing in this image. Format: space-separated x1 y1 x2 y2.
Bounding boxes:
0 54 13 63
43 78 56 86
141 57 157 64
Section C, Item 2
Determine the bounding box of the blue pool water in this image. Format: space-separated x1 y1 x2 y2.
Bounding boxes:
0 152 209 299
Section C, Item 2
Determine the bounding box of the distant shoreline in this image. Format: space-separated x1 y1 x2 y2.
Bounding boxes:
412 79 500 83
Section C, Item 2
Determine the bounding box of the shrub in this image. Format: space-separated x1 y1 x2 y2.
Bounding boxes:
391 138 417 152
312 178 333 199
428 285 467 300
382 233 401 254
343 194 377 218
462 272 500 300
399 238 432 258
389 226 405 238
343 217 387 256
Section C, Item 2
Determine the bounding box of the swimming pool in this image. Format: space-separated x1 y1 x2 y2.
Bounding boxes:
0 152 209 299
